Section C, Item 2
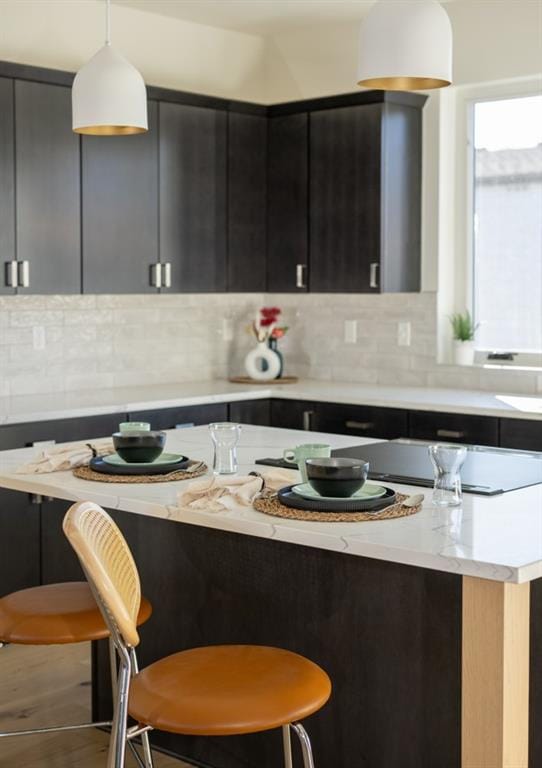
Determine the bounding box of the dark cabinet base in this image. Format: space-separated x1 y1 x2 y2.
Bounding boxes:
93 509 461 768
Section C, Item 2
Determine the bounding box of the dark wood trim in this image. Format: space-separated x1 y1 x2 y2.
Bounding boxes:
0 60 426 119
149 85 267 116
0 59 267 115
268 90 428 117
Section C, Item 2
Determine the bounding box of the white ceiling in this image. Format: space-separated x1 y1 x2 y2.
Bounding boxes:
114 0 458 36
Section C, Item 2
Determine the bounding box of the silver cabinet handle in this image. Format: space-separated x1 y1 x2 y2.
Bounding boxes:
150 262 162 288
302 410 315 431
5 260 17 287
369 262 379 289
436 429 465 439
345 420 375 431
296 264 307 289
163 262 172 288
17 260 30 288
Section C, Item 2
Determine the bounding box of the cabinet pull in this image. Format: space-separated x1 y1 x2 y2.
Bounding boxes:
302 410 315 431
4 260 17 287
163 262 172 288
345 420 375 431
296 264 307 289
150 262 162 288
436 429 465 439
369 262 379 289
17 260 30 288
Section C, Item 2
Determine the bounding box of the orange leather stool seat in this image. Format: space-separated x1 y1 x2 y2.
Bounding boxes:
0 582 152 645
129 644 332 736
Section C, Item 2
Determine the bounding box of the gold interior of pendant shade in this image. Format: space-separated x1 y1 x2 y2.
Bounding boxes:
357 76 451 91
73 125 148 135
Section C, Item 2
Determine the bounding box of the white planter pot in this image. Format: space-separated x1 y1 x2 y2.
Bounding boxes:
453 340 475 367
244 341 281 381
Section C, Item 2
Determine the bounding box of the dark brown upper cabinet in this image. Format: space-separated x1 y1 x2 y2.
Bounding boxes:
309 97 424 293
227 112 267 292
0 77 15 295
82 101 159 294
159 101 227 292
267 113 308 293
15 80 81 294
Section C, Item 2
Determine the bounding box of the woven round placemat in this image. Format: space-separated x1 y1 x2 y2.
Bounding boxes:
253 492 420 522
73 461 208 484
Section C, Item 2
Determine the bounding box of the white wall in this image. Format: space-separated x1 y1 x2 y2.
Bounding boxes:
0 0 267 101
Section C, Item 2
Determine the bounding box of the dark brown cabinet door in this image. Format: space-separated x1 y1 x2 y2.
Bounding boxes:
409 410 499 447
0 414 122 450
309 104 381 293
0 490 40 596
317 402 408 440
128 403 228 431
15 80 80 294
0 77 15 295
82 101 158 293
267 113 308 292
227 112 267 291
229 399 271 426
270 399 320 431
160 102 227 292
500 418 542 452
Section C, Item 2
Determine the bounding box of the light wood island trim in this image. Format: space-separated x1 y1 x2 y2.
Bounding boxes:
462 576 530 768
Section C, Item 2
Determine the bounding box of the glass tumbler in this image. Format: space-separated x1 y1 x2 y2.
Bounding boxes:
209 422 241 475
428 444 467 507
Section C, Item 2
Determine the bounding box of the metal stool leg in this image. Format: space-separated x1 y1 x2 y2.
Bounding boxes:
282 724 293 768
109 636 118 700
129 648 154 768
291 723 316 768
107 647 131 768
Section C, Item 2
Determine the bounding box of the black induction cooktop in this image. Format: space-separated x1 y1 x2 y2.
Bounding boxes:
331 440 542 495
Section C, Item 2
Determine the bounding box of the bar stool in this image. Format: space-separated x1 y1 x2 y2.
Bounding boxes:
0 578 152 761
63 501 332 768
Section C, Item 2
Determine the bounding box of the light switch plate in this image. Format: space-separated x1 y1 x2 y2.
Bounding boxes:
398 321 411 347
344 320 357 344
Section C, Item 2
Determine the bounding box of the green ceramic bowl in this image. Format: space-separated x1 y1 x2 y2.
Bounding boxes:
112 430 166 463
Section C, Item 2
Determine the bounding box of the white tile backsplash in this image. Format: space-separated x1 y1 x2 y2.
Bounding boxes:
0 292 540 398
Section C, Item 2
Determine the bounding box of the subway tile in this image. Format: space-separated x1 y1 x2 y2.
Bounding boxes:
10 310 64 327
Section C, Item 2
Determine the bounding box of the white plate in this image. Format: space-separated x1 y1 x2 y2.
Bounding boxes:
292 482 387 502
103 452 185 467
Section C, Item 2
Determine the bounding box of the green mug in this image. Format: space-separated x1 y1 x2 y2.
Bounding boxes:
283 443 331 482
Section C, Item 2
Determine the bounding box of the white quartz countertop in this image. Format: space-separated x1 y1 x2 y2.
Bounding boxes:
1 379 542 426
1 425 541 584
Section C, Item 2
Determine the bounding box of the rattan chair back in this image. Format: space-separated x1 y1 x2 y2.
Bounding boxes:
63 501 141 647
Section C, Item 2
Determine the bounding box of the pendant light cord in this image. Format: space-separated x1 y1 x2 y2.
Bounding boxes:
105 0 111 45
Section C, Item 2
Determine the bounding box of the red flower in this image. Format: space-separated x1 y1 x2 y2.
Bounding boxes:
261 306 281 318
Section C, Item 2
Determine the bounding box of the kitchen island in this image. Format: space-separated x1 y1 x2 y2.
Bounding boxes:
1 425 541 768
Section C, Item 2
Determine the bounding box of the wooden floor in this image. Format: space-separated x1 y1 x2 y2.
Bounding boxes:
0 642 189 767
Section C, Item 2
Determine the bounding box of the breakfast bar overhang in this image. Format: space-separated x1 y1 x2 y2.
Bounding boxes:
1 424 541 768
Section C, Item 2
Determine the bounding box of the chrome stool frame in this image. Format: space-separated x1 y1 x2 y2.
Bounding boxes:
93 579 317 768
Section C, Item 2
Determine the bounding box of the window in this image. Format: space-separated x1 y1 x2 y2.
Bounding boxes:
470 94 542 360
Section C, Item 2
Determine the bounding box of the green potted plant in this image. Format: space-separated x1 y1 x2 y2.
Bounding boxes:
450 311 479 366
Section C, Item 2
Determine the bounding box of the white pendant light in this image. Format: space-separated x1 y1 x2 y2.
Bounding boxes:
357 0 452 91
72 0 148 135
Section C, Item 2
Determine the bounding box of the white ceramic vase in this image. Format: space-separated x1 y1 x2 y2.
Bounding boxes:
453 340 475 366
244 341 281 381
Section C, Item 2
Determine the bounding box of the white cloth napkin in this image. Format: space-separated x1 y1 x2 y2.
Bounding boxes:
16 440 114 474
178 468 299 512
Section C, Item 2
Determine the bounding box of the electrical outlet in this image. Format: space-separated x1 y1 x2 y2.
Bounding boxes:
32 326 46 351
397 321 411 347
344 320 357 344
